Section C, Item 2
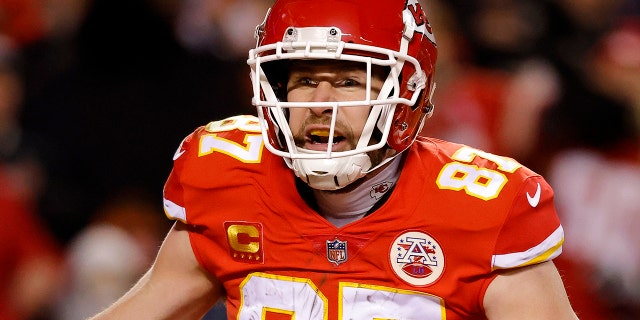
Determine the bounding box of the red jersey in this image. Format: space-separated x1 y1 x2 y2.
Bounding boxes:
163 115 564 319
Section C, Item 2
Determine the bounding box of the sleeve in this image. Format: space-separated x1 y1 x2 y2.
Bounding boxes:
162 130 197 223
491 175 564 270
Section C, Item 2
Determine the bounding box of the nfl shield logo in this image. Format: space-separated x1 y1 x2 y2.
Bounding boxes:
326 238 348 265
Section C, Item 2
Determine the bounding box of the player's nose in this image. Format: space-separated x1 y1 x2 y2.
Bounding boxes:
309 81 335 116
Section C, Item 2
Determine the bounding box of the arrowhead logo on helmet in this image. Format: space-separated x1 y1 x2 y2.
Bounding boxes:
406 0 436 45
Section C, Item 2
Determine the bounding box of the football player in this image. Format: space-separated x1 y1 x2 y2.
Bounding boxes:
90 0 578 319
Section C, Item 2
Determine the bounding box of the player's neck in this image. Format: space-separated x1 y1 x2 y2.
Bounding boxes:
312 156 402 227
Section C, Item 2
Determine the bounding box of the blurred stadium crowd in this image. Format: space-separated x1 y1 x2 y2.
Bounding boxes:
0 0 638 319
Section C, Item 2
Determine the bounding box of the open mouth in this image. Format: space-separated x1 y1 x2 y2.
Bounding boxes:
308 129 346 144
302 128 349 152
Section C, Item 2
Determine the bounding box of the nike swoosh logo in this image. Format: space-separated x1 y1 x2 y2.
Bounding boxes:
526 182 541 207
173 138 188 160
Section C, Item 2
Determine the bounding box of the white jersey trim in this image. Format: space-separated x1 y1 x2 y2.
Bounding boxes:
163 197 187 222
491 225 564 270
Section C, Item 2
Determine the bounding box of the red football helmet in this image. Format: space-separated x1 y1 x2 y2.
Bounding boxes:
248 0 437 190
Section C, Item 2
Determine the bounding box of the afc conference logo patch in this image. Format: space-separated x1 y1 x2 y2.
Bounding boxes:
326 238 348 265
389 231 445 286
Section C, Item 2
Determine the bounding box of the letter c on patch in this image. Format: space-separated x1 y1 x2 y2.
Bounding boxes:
227 224 260 253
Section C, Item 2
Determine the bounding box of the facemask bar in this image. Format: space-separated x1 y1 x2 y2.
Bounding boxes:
248 30 425 161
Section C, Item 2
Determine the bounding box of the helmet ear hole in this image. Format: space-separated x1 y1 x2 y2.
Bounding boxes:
412 90 424 111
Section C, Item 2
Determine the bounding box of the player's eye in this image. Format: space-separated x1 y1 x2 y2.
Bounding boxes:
300 77 318 86
340 78 360 87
